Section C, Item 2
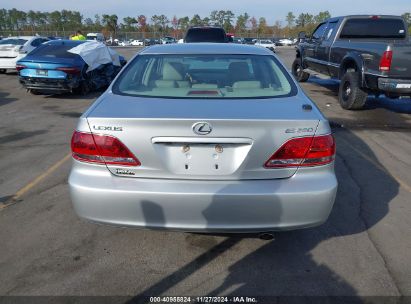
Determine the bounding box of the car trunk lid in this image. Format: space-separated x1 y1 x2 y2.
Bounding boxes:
18 57 80 78
0 44 21 58
85 93 321 180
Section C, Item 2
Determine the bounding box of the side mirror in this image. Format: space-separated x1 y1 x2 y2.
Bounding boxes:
298 31 307 43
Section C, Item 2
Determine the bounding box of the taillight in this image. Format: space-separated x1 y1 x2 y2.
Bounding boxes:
16 64 27 71
379 50 393 72
71 131 141 166
57 67 81 75
264 134 335 168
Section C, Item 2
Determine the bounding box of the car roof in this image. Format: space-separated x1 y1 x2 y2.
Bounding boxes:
188 26 224 30
327 15 405 23
3 36 40 40
45 39 86 46
140 43 272 55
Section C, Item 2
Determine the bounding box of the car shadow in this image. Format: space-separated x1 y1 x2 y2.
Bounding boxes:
3 71 18 76
307 76 411 114
0 90 18 107
126 129 398 302
43 91 102 100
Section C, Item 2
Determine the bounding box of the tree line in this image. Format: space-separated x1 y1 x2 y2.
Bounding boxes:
1 8 411 38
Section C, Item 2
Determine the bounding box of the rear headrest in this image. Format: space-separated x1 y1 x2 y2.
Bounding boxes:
232 81 262 89
163 62 185 81
155 80 176 88
228 62 251 81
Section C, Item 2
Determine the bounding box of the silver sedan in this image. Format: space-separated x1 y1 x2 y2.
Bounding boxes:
69 43 337 232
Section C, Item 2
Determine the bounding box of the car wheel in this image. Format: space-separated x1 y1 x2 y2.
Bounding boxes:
74 81 91 95
0 69 6 74
292 58 310 82
386 93 400 99
29 89 42 95
338 72 368 110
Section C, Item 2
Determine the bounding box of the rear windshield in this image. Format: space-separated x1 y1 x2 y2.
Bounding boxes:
113 54 296 99
340 18 406 39
28 44 79 58
0 39 27 45
185 29 226 43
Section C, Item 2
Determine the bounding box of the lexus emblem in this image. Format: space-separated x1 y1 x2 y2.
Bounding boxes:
192 122 212 135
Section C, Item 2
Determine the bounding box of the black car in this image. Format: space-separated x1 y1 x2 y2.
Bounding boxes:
243 38 256 45
232 37 244 44
272 38 282 46
184 27 227 43
144 39 157 46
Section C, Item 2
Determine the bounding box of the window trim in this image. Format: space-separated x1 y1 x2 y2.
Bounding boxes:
311 22 328 40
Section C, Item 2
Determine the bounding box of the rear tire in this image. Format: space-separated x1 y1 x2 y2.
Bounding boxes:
29 89 41 95
338 72 368 110
0 69 6 74
386 93 400 99
74 81 91 95
292 58 310 82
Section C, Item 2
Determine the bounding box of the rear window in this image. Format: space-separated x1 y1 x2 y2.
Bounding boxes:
28 44 79 58
340 18 406 39
113 54 296 99
185 28 226 43
0 39 27 45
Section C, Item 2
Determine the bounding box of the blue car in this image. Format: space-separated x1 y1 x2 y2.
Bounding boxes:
17 40 126 95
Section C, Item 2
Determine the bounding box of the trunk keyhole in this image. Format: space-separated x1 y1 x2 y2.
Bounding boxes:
185 164 189 170
215 164 219 170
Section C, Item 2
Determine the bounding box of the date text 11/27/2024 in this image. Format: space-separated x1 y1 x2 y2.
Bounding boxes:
149 296 258 303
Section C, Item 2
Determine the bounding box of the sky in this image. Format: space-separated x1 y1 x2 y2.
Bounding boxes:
0 0 409 24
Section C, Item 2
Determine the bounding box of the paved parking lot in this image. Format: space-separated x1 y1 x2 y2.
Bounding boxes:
0 46 410 299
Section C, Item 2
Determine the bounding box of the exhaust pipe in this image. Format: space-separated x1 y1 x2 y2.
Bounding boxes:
259 232 275 241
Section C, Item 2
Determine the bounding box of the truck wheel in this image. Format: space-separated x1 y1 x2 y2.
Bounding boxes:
0 69 6 74
338 72 368 110
292 58 310 82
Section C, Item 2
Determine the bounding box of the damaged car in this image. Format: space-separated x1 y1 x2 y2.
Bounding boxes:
16 40 126 95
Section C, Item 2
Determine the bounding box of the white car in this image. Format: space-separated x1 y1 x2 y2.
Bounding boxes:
255 39 276 52
118 41 130 46
279 38 294 46
130 39 144 46
86 33 105 42
0 36 49 73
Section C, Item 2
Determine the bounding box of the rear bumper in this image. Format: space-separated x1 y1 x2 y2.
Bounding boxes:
0 56 22 69
378 78 411 95
19 76 80 92
69 160 338 232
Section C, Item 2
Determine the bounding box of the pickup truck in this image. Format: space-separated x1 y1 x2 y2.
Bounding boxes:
184 27 228 43
293 15 411 110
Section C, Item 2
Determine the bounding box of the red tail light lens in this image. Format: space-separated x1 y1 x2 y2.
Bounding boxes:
57 67 81 75
16 64 27 72
379 50 393 72
264 134 335 168
71 131 140 166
